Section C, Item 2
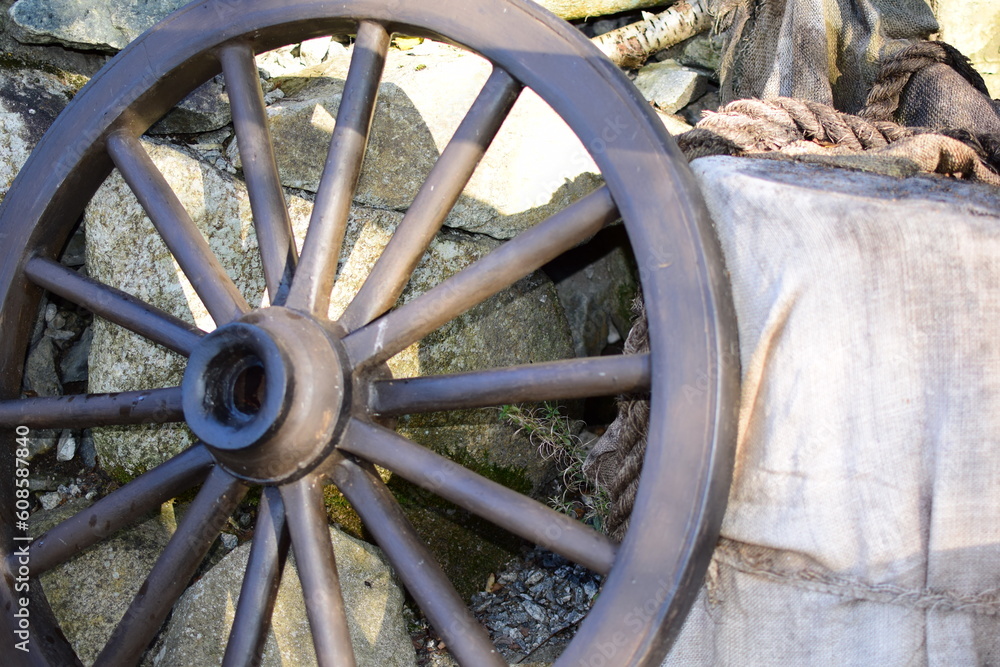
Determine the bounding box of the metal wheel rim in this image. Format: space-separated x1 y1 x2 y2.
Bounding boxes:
0 1 740 665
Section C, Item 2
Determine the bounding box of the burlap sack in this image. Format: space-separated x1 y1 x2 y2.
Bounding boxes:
712 0 939 112
661 156 1000 665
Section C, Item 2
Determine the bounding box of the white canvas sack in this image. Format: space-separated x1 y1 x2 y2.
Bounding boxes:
664 156 1000 665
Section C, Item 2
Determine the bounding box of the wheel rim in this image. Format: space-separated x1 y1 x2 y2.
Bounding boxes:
0 1 740 665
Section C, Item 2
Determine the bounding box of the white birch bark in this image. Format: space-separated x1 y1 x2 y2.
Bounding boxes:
591 0 712 68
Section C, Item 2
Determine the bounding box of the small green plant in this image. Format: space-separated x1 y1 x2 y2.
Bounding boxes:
498 403 610 533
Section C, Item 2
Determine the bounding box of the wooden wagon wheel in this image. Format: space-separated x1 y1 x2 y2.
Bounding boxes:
0 0 739 664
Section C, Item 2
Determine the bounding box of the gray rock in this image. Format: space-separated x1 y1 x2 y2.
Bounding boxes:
85 139 572 489
149 76 231 135
38 491 61 510
657 110 694 136
679 32 726 76
185 126 233 151
29 296 47 348
157 526 416 667
465 546 603 664
297 36 333 67
58 482 81 497
679 90 720 126
255 45 303 79
521 599 548 623
229 43 602 239
24 335 62 397
28 472 71 492
55 429 76 461
633 60 708 114
0 4 109 81
25 428 59 459
553 234 638 359
79 430 97 468
45 326 76 342
31 499 175 665
8 0 189 52
60 325 92 383
218 532 237 551
60 226 87 266
0 67 73 202
590 14 637 37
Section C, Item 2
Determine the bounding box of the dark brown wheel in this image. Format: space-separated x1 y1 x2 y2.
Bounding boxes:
0 1 739 665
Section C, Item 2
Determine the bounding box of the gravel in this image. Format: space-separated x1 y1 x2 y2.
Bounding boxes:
411 546 604 666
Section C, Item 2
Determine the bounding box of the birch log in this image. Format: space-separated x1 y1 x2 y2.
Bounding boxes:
591 0 712 68
535 0 668 20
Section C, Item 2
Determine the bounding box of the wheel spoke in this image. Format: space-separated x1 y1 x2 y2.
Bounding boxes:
219 41 297 304
93 467 247 666
339 419 617 574
279 474 356 667
25 446 214 576
342 185 618 369
24 256 203 356
106 130 250 325
0 386 183 429
333 457 504 666
337 67 522 331
223 487 289 667
370 353 650 416
286 20 390 316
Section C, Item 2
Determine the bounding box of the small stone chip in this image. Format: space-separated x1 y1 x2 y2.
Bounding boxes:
39 491 61 510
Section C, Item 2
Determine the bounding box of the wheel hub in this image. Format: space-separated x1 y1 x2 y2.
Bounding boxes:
182 306 350 483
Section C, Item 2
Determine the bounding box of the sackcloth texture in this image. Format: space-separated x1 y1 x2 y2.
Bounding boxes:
659 156 1000 665
711 0 939 112
861 41 1000 137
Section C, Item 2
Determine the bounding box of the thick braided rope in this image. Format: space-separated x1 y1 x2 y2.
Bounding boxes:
675 97 1000 185
601 297 650 540
679 97 914 159
860 41 992 123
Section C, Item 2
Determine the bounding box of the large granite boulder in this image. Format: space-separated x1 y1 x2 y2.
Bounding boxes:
31 499 175 665
228 41 602 239
8 0 190 52
85 139 573 486
0 67 73 202
29 500 414 665
155 527 416 666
